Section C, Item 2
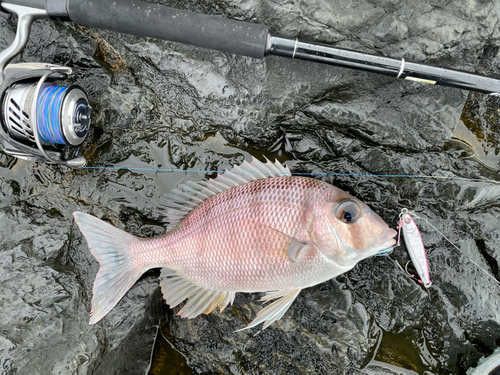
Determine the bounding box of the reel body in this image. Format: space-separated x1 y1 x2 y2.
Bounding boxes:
0 1 92 167
0 63 92 167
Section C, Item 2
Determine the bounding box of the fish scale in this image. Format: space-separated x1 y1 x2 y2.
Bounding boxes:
73 157 397 330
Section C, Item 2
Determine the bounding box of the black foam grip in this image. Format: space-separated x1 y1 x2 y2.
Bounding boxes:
66 0 269 59
2 0 45 10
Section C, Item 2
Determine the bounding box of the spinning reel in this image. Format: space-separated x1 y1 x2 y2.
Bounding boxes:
0 2 92 168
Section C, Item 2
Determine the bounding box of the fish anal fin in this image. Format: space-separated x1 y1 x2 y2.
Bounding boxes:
236 289 301 332
159 268 235 319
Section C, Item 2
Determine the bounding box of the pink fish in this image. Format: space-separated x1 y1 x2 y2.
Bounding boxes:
73 158 396 330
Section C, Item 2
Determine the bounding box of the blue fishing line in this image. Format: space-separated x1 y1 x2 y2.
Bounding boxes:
81 166 499 184
37 85 68 145
83 166 422 178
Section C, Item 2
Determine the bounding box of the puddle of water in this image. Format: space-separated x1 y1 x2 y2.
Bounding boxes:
450 120 499 171
148 325 194 375
451 92 500 171
373 329 428 374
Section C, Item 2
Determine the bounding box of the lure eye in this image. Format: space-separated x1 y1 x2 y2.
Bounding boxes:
335 200 362 224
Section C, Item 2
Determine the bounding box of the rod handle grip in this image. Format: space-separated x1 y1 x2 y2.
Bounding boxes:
65 0 269 59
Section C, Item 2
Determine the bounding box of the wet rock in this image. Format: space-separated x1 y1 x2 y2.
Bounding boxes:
1 0 500 374
0 199 161 374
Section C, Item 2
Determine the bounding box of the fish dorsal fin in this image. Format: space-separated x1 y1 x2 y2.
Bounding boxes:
159 268 236 318
163 157 291 228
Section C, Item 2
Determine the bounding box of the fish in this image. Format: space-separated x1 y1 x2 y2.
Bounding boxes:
73 158 397 330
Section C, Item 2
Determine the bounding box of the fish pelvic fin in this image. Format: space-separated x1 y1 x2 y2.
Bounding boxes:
159 268 235 319
235 289 302 333
73 212 143 324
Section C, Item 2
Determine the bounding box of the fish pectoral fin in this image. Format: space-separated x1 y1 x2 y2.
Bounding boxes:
235 289 301 332
239 219 318 263
159 268 235 319
287 239 317 262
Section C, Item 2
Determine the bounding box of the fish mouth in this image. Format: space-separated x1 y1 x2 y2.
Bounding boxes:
371 227 397 253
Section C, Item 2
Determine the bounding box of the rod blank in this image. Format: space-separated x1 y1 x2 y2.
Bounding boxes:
266 35 500 95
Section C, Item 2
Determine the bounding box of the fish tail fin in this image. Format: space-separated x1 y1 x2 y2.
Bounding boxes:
73 211 144 324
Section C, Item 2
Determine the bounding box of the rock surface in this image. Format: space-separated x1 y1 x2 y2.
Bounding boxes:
1 0 500 374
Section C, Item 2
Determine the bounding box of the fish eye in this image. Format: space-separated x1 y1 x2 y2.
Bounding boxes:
335 200 362 224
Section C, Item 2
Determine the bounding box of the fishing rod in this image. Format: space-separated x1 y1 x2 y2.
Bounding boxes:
1 0 500 167
3 0 500 94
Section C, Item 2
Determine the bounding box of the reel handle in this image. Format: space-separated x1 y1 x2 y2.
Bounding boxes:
0 2 48 79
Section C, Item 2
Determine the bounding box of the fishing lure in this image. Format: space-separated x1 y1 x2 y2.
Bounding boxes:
398 208 431 288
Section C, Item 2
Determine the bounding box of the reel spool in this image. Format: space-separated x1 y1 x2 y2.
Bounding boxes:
4 83 90 147
0 63 92 167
